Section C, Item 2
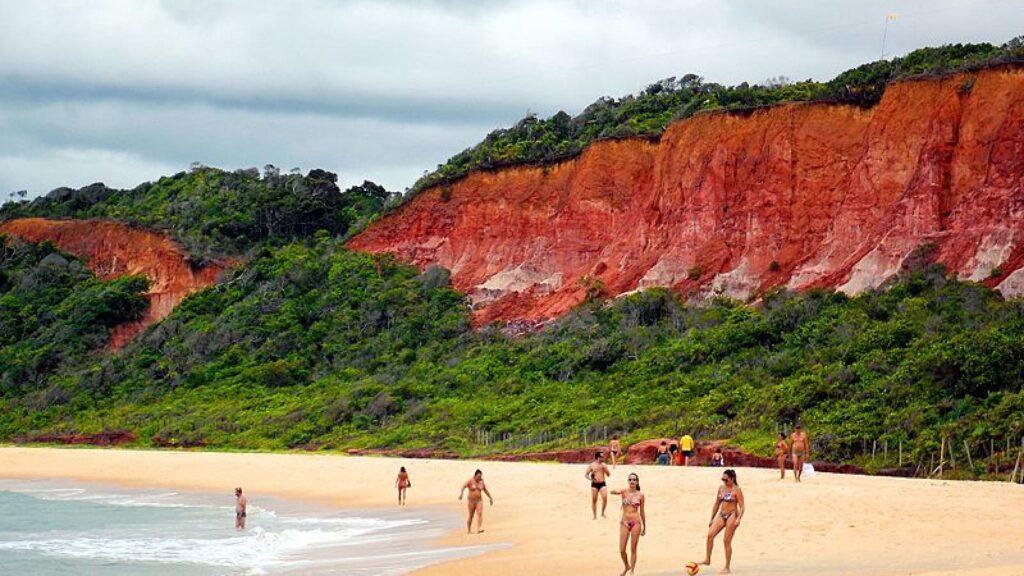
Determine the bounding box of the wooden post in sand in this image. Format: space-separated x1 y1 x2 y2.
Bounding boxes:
898 441 903 468
1010 451 1021 483
938 437 947 477
948 439 956 470
963 440 974 472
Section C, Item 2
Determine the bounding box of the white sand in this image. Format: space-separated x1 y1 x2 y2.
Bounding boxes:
2 447 1022 575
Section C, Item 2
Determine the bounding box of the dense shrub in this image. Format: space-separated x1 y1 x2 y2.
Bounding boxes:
412 38 1024 195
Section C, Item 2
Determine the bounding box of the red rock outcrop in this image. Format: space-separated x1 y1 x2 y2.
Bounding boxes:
0 218 231 348
13 430 136 446
350 67 1024 323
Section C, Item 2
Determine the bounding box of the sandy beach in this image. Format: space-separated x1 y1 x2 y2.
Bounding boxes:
1 447 1023 575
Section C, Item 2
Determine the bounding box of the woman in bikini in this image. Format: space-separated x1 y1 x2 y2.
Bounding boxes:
609 435 622 467
458 469 493 534
775 433 788 479
610 473 645 576
701 469 744 574
396 466 411 505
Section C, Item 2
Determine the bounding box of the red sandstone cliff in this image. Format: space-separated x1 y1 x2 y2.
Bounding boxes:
0 218 230 348
350 67 1024 324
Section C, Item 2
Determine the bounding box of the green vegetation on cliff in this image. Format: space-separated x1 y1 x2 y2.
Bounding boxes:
3 40 1024 474
0 167 399 258
2 235 1022 474
413 39 1024 193
0 235 148 398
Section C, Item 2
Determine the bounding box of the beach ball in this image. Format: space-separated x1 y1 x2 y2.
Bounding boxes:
685 561 700 575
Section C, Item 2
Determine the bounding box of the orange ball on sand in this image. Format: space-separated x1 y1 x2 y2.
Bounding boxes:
685 561 700 575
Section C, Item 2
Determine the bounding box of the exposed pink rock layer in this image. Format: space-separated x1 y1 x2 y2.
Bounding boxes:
0 218 230 349
350 67 1024 324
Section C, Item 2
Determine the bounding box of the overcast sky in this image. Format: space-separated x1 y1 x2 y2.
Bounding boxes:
1 0 1021 199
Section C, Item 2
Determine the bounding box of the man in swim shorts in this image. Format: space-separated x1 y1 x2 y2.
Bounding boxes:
790 424 811 483
235 487 247 529
585 451 611 519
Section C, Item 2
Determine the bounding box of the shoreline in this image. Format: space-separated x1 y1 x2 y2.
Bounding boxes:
0 475 492 575
2 446 1024 575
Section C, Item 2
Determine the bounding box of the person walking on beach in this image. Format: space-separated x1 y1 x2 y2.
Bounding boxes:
609 435 623 467
396 466 411 505
234 487 247 530
611 473 646 576
700 469 744 574
775 433 788 479
459 469 493 534
680 433 694 465
585 451 611 519
656 441 670 465
790 424 811 482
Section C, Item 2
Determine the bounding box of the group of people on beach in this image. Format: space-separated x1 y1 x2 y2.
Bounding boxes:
651 433 697 466
232 425 811 574
585 448 745 575
584 426 810 574
777 424 811 481
397 466 495 533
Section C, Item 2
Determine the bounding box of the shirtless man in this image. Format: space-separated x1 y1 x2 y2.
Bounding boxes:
790 424 810 483
585 451 611 519
234 487 247 529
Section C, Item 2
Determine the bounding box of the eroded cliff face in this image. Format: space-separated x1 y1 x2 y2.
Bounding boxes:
0 218 230 348
350 67 1024 324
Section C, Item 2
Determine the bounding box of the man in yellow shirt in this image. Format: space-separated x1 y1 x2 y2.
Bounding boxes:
679 434 694 466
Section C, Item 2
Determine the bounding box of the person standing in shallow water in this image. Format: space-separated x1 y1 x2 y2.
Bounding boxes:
234 487 247 530
396 466 411 505
790 424 811 482
701 469 744 574
459 469 493 534
611 473 646 576
585 451 611 519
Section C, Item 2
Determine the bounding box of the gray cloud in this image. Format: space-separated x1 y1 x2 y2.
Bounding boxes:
1 0 1021 197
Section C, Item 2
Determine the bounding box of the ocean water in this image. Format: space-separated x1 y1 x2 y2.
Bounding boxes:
0 479 497 575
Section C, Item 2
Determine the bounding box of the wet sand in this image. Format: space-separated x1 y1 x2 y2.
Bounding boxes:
2 447 1023 575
